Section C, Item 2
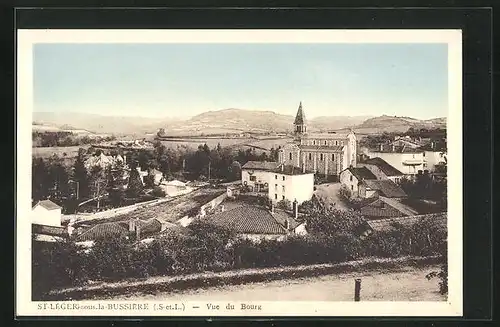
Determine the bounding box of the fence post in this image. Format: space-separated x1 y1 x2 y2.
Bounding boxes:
354 279 361 302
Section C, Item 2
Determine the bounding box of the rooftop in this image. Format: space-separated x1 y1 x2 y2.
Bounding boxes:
303 132 351 140
347 167 377 181
363 179 407 198
242 161 280 171
75 222 129 242
294 102 306 125
299 145 345 152
366 212 447 232
361 157 404 176
370 144 423 154
274 164 314 175
358 198 408 219
33 199 61 211
206 205 288 235
32 223 68 237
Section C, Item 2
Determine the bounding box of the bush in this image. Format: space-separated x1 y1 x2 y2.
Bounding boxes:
151 186 166 198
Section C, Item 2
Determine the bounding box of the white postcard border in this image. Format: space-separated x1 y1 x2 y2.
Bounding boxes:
16 29 463 317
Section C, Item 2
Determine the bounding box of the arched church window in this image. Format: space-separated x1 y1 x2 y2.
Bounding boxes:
308 153 312 160
289 153 292 160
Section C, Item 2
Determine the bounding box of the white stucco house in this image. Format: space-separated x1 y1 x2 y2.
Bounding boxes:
241 161 280 191
269 164 315 205
363 144 425 176
32 199 62 227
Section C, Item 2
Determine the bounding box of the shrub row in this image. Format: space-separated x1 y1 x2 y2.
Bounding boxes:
32 220 446 300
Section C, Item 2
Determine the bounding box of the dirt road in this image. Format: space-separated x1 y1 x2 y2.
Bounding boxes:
116 265 444 302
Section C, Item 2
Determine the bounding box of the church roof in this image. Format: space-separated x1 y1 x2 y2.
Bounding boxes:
294 102 306 125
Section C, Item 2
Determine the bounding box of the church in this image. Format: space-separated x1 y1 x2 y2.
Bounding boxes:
278 102 357 180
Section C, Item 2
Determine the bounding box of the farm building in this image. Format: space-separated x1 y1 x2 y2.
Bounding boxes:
32 200 63 227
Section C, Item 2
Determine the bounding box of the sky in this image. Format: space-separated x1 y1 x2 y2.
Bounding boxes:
33 43 448 119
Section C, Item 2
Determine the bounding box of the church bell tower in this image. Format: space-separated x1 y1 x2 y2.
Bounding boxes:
293 102 307 140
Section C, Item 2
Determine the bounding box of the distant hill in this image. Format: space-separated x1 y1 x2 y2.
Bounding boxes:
349 115 447 134
32 110 446 136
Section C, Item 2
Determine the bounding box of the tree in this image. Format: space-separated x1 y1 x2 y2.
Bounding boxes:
72 148 90 199
32 158 50 202
88 166 108 209
127 167 144 199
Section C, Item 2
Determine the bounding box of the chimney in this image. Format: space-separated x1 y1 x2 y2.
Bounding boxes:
221 205 225 212
135 219 141 239
128 219 135 232
379 144 383 151
281 164 284 172
67 224 74 237
391 144 395 152
302 163 305 173
285 219 290 230
271 204 275 213
293 199 299 219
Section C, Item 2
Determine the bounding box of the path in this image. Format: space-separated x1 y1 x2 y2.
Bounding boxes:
115 265 444 302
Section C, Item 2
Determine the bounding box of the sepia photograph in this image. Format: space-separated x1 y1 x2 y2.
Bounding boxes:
16 29 463 316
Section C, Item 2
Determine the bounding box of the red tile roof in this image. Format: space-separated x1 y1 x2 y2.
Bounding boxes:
34 200 61 210
362 157 404 176
274 164 314 175
75 222 129 242
206 205 288 235
358 198 409 219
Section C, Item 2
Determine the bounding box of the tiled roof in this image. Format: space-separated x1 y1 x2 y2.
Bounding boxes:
358 198 409 219
363 180 407 198
75 222 129 242
32 223 68 237
347 167 377 181
299 145 345 152
206 205 288 235
242 161 280 171
367 212 447 232
271 210 301 230
294 102 306 125
274 164 314 175
378 196 418 215
303 133 350 140
34 199 61 210
362 157 404 176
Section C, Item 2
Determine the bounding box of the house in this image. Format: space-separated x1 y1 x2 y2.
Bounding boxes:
360 180 407 198
358 157 406 183
423 150 447 172
204 205 305 242
278 102 357 180
74 222 130 243
226 185 241 198
360 212 447 238
362 144 425 176
268 164 315 206
357 196 418 220
32 223 68 243
339 166 377 197
390 136 422 149
241 161 280 191
32 200 62 227
162 179 191 197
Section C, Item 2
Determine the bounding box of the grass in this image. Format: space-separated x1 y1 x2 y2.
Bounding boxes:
32 145 89 159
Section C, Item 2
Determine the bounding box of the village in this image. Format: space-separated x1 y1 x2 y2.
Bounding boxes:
31 103 448 300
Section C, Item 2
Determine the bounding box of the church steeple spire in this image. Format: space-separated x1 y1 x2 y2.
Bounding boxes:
294 101 307 135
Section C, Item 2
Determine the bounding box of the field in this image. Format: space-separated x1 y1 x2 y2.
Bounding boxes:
112 265 444 302
159 136 290 151
31 145 88 159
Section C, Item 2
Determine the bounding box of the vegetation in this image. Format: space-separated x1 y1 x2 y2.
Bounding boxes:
32 131 116 147
32 199 447 299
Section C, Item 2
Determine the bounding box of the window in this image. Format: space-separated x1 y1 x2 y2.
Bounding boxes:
350 175 353 181
423 152 426 157
275 175 277 179
275 194 278 200
320 153 323 161
282 176 285 181
282 185 285 192
275 184 278 191
335 141 338 145
324 140 327 145
332 154 335 161
289 153 292 160
313 140 316 145
282 195 285 200
249 176 256 181
308 153 312 160
351 185 353 190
